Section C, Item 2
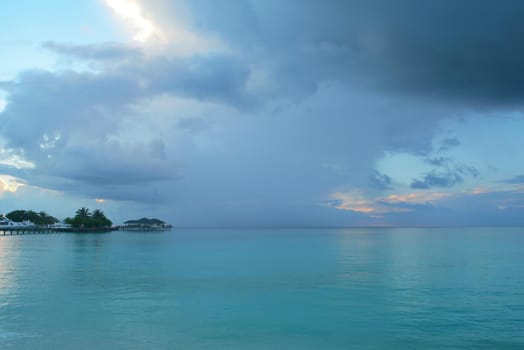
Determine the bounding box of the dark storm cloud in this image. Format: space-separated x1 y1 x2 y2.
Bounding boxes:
134 55 252 107
2 0 524 226
353 0 524 104
154 0 524 105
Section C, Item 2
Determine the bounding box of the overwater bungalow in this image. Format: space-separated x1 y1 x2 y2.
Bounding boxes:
121 218 173 231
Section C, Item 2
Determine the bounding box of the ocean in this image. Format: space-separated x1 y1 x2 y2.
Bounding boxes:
0 227 523 349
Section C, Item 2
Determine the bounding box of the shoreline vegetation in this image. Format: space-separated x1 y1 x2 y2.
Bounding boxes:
5 210 59 226
0 208 173 233
64 207 112 232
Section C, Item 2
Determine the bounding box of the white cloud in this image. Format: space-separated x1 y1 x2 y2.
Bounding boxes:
0 147 35 169
104 0 159 43
103 0 221 55
39 132 61 151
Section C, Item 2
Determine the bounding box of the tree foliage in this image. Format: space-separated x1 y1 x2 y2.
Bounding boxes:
75 207 90 218
65 208 112 228
6 210 58 226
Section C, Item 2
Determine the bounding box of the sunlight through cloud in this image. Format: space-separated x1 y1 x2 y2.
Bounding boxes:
0 174 25 195
103 0 223 55
103 0 158 43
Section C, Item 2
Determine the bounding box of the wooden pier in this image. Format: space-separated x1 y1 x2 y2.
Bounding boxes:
118 224 174 232
0 227 67 236
1 225 173 235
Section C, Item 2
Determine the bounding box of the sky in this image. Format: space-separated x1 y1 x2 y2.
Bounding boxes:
1 0 524 227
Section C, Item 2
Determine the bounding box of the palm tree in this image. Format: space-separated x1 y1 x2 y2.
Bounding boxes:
38 211 58 225
91 209 111 228
75 207 90 218
91 209 105 219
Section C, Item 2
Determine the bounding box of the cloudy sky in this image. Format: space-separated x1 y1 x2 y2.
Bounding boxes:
1 0 524 226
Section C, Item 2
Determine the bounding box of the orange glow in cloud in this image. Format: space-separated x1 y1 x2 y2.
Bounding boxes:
471 187 488 195
96 198 106 203
328 185 508 218
383 191 452 204
0 175 25 195
329 190 410 214
329 191 377 213
327 186 477 215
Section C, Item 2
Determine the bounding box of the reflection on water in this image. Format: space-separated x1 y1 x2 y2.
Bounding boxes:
0 238 19 298
70 233 109 287
0 238 21 343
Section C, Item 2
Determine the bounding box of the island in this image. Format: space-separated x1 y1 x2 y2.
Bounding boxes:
1 208 173 235
63 207 113 232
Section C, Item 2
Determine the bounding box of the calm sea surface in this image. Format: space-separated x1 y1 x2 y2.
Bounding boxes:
0 227 523 349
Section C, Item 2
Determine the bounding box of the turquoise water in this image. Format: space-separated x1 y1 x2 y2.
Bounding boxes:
0 228 523 349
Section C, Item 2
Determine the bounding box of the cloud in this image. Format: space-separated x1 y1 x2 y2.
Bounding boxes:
438 137 461 152
104 0 160 43
0 174 25 195
424 157 452 167
0 147 35 169
382 191 453 205
502 175 524 184
327 186 524 226
137 0 524 106
0 51 252 150
43 41 143 61
103 0 223 54
411 158 479 189
327 189 451 216
454 164 480 178
369 171 393 190
0 56 446 209
1 1 524 226
411 171 464 189
328 190 378 214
